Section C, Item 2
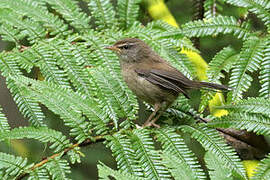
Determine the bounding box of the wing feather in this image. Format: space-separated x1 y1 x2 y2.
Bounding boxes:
135 69 190 98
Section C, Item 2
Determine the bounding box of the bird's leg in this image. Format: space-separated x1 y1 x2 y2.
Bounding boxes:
146 113 162 128
143 102 171 128
143 103 161 127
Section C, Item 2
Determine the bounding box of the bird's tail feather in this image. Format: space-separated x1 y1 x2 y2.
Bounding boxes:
191 81 230 91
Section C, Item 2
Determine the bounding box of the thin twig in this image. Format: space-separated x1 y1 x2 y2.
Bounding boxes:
16 135 106 180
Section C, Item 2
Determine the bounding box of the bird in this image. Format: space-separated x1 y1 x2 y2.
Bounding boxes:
105 38 229 128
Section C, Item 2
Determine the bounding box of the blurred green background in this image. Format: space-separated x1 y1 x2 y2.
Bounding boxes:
0 0 263 179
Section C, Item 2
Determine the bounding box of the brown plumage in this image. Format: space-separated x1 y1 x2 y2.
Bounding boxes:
106 38 229 127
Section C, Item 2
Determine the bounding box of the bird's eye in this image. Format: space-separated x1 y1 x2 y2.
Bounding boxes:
120 45 130 50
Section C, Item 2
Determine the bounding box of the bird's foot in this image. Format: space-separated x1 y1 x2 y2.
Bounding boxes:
135 124 143 129
142 121 160 128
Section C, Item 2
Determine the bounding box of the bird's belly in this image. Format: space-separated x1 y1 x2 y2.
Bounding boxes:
121 68 177 105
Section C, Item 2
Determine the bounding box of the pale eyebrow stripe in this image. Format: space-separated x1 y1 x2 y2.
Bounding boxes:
117 42 136 48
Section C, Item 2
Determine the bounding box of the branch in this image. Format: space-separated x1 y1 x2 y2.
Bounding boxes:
168 107 270 159
197 116 270 159
16 135 106 180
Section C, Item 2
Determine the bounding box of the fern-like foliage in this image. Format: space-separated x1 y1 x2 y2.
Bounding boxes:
224 0 270 30
28 168 49 180
45 158 71 180
0 152 31 179
203 0 224 18
39 39 92 96
88 0 117 30
208 112 270 135
207 46 238 83
39 0 91 31
105 133 143 176
156 127 206 180
87 67 138 128
0 126 71 152
229 36 266 101
0 0 67 36
98 162 144 180
208 98 270 135
12 75 108 138
117 0 142 29
28 43 71 88
252 154 270 179
0 53 45 127
259 36 270 98
0 22 24 46
0 106 10 132
199 46 238 111
181 16 252 40
128 129 171 179
160 153 196 180
216 97 270 116
0 8 46 44
180 125 247 179
204 151 234 180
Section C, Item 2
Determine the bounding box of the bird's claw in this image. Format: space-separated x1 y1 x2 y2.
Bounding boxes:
135 124 143 129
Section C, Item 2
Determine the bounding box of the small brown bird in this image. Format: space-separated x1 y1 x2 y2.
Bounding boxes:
106 38 229 127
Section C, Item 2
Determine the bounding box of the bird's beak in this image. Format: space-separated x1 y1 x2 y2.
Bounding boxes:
105 46 121 53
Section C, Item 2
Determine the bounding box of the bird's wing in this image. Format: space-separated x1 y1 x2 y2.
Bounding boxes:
135 68 190 98
150 69 192 88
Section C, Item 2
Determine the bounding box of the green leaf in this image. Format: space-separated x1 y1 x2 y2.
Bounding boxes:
129 129 171 179
13 50 34 73
0 22 24 45
204 0 224 18
259 36 270 98
0 106 10 132
156 127 206 180
229 36 266 101
200 46 237 112
12 75 109 136
166 96 198 125
0 127 71 152
207 46 238 82
208 112 270 136
0 8 46 43
28 168 49 180
0 53 45 127
204 151 234 180
45 158 71 180
224 0 270 30
252 154 270 180
117 0 142 29
216 97 270 116
87 67 138 129
180 125 247 179
181 16 252 39
0 152 31 178
88 0 117 30
98 162 144 180
0 0 67 36
29 43 71 88
39 0 91 30
42 40 93 97
105 133 143 176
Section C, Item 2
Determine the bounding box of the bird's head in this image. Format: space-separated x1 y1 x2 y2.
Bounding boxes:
105 38 152 63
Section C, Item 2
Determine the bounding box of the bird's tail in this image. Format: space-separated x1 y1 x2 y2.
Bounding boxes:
191 81 230 91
